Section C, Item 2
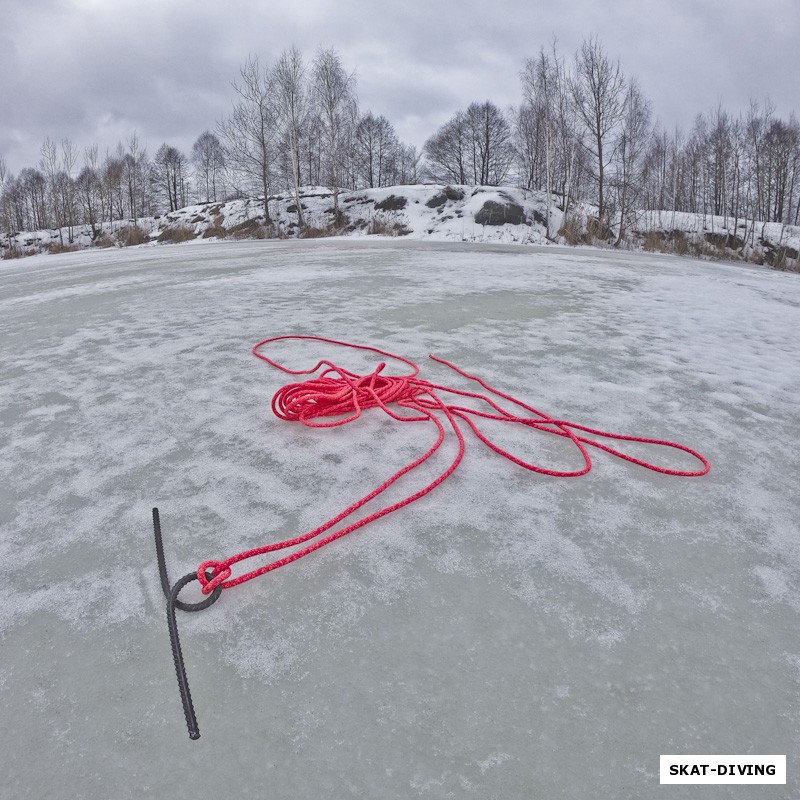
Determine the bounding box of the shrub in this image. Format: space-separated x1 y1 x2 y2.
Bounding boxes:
761 241 799 268
298 224 338 239
585 217 613 242
157 225 196 243
705 232 745 250
47 242 81 254
641 230 690 255
331 210 350 229
93 233 115 248
666 230 689 255
374 194 407 211
201 224 227 239
117 226 149 246
2 244 26 259
475 200 526 226
368 216 410 236
558 213 582 245
643 231 664 252
227 218 263 239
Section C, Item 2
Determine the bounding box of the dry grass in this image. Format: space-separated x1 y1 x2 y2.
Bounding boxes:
2 244 27 260
762 243 800 270
368 216 411 236
47 242 81 254
201 224 227 239
157 225 196 244
117 226 150 247
298 224 335 239
93 233 115 248
641 230 692 256
558 213 583 245
227 218 265 239
298 211 352 239
585 216 613 242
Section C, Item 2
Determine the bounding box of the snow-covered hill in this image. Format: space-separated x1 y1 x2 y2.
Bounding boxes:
2 183 799 271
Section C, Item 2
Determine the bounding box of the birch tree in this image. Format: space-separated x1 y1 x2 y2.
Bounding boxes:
425 103 512 186
311 47 357 221
463 101 514 185
355 112 399 188
521 48 558 235
613 79 651 244
192 131 225 203
571 37 626 225
154 144 189 211
76 145 102 238
218 55 275 221
272 46 308 226
424 113 468 184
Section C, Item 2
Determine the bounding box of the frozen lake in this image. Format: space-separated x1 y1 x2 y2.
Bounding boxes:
1 239 799 798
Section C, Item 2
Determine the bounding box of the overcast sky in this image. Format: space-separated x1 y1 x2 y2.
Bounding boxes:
1 0 798 174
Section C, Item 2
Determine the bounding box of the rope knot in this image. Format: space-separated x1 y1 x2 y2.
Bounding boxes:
197 560 231 594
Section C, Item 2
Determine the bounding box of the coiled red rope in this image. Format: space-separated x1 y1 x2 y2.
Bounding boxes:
197 335 710 595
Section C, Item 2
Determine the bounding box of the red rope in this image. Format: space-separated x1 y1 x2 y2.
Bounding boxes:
197 335 710 595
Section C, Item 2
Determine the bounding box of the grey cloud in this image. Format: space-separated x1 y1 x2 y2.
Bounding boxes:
1 0 798 173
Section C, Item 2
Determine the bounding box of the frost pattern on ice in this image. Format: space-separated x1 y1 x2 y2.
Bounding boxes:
1 240 799 798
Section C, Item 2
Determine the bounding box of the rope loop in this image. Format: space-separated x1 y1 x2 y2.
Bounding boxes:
198 335 710 594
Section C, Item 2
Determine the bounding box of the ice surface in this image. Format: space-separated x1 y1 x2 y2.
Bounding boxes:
1 240 799 798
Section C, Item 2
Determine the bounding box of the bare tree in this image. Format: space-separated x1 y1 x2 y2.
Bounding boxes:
39 137 79 242
76 145 102 238
521 48 559 235
311 47 357 220
424 112 468 184
355 111 399 188
60 138 79 242
425 102 512 187
0 156 8 233
613 80 651 244
191 131 225 203
391 143 420 185
154 143 189 211
121 133 150 224
218 55 275 221
102 153 125 224
39 137 59 230
20 168 48 230
463 101 514 185
272 46 309 226
571 37 626 225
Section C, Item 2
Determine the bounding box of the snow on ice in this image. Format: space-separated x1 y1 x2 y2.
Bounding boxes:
1 239 799 798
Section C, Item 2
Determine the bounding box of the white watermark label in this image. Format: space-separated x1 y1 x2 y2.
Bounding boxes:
660 755 786 784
